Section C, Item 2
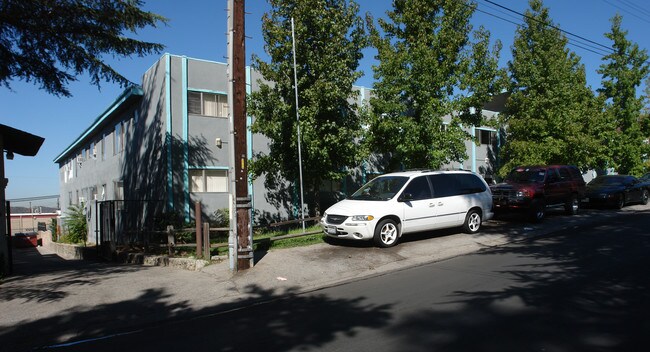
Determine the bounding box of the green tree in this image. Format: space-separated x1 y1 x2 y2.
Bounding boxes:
248 0 366 214
0 0 167 97
598 14 650 175
499 0 600 176
365 0 505 171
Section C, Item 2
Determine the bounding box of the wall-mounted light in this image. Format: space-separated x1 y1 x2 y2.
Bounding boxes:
215 138 223 148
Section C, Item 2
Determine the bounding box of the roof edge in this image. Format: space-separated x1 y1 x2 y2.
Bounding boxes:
53 85 143 163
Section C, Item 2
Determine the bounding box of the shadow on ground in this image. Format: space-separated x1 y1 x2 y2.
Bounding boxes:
385 212 650 351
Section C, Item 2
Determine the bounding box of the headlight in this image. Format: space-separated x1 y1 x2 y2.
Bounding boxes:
352 215 375 221
516 190 531 198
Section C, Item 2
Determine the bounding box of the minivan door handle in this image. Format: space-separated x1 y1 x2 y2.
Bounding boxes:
429 203 436 207
437 202 444 206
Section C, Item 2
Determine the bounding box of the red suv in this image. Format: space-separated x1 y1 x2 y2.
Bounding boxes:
491 165 586 222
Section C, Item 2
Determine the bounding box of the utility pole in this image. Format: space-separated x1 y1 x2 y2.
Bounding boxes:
228 0 253 271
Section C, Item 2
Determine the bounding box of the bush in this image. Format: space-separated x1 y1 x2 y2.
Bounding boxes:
49 218 58 241
62 204 87 244
211 208 230 228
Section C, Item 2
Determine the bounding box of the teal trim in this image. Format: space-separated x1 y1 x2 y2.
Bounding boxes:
53 86 143 163
182 56 190 222
187 88 228 95
166 54 174 210
471 126 477 173
166 54 228 66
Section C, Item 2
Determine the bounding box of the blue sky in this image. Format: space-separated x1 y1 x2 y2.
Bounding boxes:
2 0 649 200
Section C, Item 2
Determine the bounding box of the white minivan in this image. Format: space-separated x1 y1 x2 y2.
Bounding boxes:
321 170 494 247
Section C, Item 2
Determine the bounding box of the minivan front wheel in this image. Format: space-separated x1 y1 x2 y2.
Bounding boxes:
373 219 399 248
463 210 482 234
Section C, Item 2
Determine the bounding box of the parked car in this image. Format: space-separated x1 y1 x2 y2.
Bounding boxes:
491 165 586 222
583 175 649 209
640 173 650 182
320 170 494 248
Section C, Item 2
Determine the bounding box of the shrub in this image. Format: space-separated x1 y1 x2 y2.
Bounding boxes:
211 208 230 228
49 218 58 241
62 204 87 244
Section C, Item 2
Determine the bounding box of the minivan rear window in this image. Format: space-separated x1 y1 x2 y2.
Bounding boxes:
429 173 486 198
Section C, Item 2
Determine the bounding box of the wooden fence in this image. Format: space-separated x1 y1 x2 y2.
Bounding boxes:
155 216 322 259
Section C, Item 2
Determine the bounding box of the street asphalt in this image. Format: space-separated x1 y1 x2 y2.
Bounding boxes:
1 203 648 350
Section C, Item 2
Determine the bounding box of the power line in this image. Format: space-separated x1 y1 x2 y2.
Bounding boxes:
473 1 612 57
479 0 614 53
619 0 650 18
601 0 650 25
474 0 650 66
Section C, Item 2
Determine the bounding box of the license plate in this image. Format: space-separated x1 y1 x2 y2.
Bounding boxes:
326 226 337 235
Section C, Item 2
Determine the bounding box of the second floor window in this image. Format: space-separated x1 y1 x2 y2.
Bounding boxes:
188 91 228 117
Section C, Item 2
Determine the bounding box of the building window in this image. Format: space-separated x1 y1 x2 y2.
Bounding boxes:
189 169 228 193
114 181 124 200
90 141 97 159
476 129 495 145
114 122 125 155
101 134 106 160
91 186 98 201
188 91 228 117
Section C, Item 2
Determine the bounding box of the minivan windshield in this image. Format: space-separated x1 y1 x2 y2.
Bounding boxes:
506 168 546 183
349 176 409 201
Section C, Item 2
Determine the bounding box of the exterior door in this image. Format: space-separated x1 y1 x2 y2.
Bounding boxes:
399 176 436 233
429 174 467 228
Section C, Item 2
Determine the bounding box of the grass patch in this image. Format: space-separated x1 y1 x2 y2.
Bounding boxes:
210 225 325 256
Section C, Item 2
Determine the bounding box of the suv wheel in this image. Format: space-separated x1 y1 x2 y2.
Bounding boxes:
463 210 482 234
565 194 579 215
373 219 399 248
530 199 546 223
641 189 649 205
616 193 626 209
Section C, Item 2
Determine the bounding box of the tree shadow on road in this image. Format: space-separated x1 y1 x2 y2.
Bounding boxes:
385 212 650 351
1 283 393 351
1 247 144 303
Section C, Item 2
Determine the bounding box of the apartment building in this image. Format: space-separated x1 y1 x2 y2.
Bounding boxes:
54 53 501 244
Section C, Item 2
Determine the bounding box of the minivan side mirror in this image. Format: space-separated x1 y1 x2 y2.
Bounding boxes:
399 192 413 202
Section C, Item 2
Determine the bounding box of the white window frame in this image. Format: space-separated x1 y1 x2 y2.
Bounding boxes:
189 169 228 193
188 91 228 118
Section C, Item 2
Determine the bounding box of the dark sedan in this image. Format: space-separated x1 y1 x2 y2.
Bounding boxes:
583 175 649 209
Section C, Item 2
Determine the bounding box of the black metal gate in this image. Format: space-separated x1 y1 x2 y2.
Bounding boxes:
95 200 162 258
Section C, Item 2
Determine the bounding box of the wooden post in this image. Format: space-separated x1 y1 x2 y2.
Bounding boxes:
167 225 175 256
232 0 253 270
203 222 210 260
195 201 202 258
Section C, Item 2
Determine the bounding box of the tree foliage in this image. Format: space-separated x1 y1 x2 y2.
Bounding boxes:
597 14 650 175
499 0 600 176
365 0 506 171
248 0 366 213
0 0 167 97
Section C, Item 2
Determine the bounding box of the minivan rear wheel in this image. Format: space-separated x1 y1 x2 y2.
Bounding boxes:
463 210 482 234
373 219 399 248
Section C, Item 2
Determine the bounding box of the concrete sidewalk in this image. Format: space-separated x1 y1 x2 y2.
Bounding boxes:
1 204 648 350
